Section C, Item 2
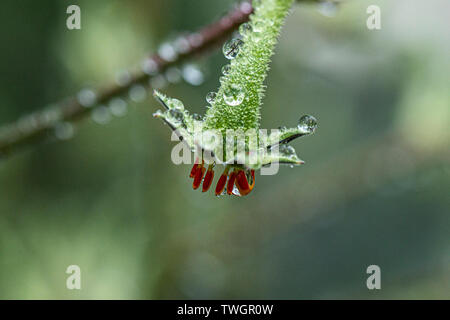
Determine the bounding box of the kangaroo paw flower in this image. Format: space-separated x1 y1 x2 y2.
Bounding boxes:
153 0 318 198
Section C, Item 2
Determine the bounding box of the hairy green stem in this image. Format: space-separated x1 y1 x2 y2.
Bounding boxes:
205 0 295 132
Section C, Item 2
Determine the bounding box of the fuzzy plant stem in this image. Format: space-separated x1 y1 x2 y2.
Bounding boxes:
0 1 254 159
205 0 295 132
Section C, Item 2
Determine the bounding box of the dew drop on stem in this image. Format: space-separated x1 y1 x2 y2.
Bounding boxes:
206 92 217 104
223 38 244 59
298 115 318 133
223 84 245 106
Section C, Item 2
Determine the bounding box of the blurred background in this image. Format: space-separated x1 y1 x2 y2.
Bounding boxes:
0 0 448 299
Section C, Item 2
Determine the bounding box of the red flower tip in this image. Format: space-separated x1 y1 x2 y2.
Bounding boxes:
235 169 255 196
192 163 205 190
215 168 229 196
189 158 200 178
202 165 215 192
189 163 255 197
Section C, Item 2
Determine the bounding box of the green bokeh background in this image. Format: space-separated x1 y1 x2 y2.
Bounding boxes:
0 0 448 299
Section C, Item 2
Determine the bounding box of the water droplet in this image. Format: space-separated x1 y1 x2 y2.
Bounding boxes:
129 84 147 102
221 64 231 76
318 1 338 17
109 98 128 117
192 113 202 121
158 42 177 62
239 23 252 36
92 106 112 125
165 67 181 83
223 84 245 106
77 89 97 108
280 144 296 156
232 184 242 197
182 64 204 86
171 99 184 111
142 58 158 75
298 115 318 133
54 122 75 140
206 92 217 104
169 108 184 124
223 38 244 59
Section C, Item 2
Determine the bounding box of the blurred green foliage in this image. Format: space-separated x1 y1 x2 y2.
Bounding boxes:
0 0 448 299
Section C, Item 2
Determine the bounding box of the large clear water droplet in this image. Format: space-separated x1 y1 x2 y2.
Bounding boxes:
239 23 252 36
169 108 184 124
206 92 217 104
298 115 318 133
171 99 184 111
223 38 244 59
280 144 296 156
223 84 245 106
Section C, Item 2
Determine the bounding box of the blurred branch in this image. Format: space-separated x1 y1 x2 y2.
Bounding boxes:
0 1 254 158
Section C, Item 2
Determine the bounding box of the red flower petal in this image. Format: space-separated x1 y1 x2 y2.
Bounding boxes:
202 166 215 192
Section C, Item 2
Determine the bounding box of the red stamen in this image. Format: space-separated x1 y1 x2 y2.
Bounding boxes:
226 170 237 195
202 165 215 192
190 157 202 178
235 169 255 196
190 163 198 178
215 167 229 196
192 163 205 190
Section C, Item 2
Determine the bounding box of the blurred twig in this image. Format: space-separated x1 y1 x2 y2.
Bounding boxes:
0 1 254 158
